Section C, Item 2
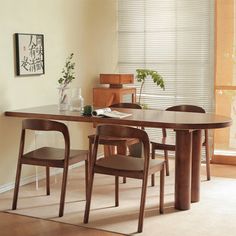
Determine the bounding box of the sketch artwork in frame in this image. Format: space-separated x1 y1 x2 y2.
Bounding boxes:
15 33 45 76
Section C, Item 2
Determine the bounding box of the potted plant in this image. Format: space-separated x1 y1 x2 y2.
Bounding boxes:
58 53 75 110
136 69 165 107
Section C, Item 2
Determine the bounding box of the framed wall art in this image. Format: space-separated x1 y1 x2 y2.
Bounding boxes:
15 33 45 76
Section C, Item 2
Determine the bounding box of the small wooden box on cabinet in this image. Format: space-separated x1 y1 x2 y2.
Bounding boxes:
93 74 136 107
100 74 134 86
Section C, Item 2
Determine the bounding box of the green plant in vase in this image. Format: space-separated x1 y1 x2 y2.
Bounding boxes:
58 53 75 110
136 69 165 108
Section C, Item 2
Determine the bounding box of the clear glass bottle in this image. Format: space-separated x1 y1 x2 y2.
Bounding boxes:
70 87 84 113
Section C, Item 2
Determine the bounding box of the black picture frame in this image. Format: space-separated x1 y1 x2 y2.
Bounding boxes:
15 33 45 76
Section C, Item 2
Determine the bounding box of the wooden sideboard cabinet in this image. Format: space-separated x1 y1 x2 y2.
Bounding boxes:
93 87 136 107
93 74 136 107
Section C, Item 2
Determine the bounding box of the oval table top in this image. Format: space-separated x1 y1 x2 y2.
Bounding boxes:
5 105 232 130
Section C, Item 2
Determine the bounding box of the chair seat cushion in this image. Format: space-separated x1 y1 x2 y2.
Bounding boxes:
23 147 88 162
96 155 164 172
151 135 205 150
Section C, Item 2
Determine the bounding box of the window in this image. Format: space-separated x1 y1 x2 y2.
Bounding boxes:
118 0 215 140
214 0 236 164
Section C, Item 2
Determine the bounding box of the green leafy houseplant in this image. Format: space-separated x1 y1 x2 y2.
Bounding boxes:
136 69 165 105
58 53 75 88
58 53 75 110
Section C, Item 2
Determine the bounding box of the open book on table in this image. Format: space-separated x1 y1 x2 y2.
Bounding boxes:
92 108 132 119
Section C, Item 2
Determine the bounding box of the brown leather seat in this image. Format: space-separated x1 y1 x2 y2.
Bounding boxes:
96 155 163 171
12 119 89 217
151 105 210 186
23 147 87 164
84 124 165 233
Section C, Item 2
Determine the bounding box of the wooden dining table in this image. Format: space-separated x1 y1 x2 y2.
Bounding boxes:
5 104 232 211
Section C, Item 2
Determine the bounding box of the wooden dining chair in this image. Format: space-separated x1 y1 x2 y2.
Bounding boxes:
84 124 165 233
12 119 89 217
151 105 210 186
88 103 142 186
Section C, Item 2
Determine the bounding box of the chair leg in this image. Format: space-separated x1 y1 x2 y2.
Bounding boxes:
85 160 89 201
104 145 114 158
137 176 148 233
205 142 211 181
117 145 127 184
151 145 155 187
46 166 50 195
88 139 92 166
84 169 95 223
123 177 127 184
159 167 165 214
164 150 170 176
59 166 69 217
115 176 119 207
12 162 22 210
87 140 93 200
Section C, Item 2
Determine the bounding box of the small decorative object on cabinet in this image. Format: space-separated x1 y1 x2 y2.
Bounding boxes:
100 73 134 87
93 74 136 107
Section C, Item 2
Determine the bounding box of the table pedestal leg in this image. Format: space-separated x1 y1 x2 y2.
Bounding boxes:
191 130 202 203
175 130 192 210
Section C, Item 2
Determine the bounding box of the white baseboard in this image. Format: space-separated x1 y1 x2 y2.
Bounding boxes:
0 162 84 194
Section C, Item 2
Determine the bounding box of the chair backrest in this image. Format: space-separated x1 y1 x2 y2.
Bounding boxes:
110 102 143 129
163 105 207 137
110 102 144 157
20 119 70 159
92 124 150 167
110 103 142 109
22 119 69 134
166 105 205 113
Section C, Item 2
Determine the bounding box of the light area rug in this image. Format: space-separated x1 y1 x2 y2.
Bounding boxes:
1 164 236 236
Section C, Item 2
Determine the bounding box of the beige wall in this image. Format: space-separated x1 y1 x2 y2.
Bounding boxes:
0 0 118 188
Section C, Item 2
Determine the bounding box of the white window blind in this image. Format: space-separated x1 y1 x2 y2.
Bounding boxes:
118 0 215 140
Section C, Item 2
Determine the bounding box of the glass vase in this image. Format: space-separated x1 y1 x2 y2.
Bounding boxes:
58 86 69 111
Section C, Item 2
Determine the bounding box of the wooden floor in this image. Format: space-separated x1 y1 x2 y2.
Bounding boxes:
0 212 124 236
0 162 236 236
